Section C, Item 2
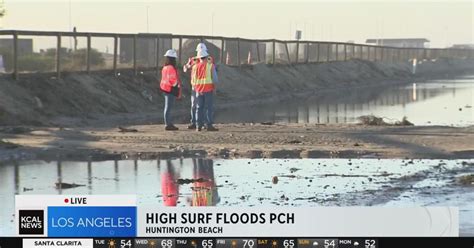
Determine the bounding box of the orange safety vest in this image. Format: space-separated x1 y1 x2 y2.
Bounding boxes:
191 59 215 93
160 65 182 97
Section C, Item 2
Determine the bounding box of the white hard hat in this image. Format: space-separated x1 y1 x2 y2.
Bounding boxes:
197 49 209 58
164 49 177 58
196 43 208 52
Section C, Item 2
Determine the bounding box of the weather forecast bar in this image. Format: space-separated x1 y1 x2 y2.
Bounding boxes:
0 238 474 248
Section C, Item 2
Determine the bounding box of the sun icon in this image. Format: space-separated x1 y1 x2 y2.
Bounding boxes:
231 240 237 248
272 240 278 248
108 239 116 248
150 240 156 247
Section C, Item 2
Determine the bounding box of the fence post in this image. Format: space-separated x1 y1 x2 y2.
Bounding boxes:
305 42 310 63
237 38 241 67
113 35 118 76
374 47 377 61
272 40 276 65
285 42 291 65
367 46 371 61
56 34 61 79
12 31 19 80
316 42 320 62
344 44 347 61
133 35 138 75
295 41 299 64
327 44 330 62
156 36 160 75
220 38 225 64
352 44 355 59
359 45 362 59
335 44 338 61
381 48 384 61
256 41 261 63
86 34 91 74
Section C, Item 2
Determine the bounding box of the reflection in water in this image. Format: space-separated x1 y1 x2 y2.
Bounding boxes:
159 159 219 207
57 161 62 194
190 159 219 207
217 78 474 126
161 160 179 206
1 159 473 236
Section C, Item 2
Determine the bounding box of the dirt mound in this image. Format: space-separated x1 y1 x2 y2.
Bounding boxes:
0 58 472 126
180 39 221 63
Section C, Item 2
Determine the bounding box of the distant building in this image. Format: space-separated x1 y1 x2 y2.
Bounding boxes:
451 44 474 49
365 38 429 48
0 38 34 56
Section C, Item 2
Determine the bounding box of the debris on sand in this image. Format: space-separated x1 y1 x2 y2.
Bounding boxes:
394 117 414 126
286 140 302 144
55 182 85 189
357 115 388 125
457 174 474 186
272 176 279 184
289 167 301 173
279 174 297 178
118 126 138 133
260 122 274 125
177 178 209 185
357 115 414 126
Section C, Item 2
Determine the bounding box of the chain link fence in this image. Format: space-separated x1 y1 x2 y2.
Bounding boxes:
1 30 473 79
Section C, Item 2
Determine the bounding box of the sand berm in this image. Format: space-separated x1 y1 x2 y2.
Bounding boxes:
1 58 473 126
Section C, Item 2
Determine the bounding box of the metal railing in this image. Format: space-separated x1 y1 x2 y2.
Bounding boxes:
1 30 473 79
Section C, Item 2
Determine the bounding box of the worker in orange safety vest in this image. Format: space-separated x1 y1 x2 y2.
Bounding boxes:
159 49 182 131
191 49 219 131
183 42 215 130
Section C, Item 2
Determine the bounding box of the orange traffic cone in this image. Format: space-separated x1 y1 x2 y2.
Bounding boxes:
247 51 252 64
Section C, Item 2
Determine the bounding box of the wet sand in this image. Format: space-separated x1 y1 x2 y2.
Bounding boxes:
1 124 473 161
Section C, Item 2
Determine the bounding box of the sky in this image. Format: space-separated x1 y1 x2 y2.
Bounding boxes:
0 0 472 49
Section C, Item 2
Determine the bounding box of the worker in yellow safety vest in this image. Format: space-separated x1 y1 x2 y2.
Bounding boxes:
191 49 219 131
183 43 214 129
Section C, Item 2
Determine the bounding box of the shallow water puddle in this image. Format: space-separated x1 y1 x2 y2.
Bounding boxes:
217 76 474 126
0 158 473 235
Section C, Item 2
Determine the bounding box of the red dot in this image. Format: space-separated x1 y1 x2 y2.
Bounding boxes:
64 198 69 203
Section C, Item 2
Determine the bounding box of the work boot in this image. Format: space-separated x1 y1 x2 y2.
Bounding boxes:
187 124 196 130
206 125 219 131
196 126 203 132
165 125 179 131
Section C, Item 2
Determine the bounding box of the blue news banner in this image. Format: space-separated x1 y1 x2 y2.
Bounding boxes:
47 206 137 237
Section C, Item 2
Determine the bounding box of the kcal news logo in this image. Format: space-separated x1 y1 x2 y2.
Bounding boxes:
19 210 44 235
